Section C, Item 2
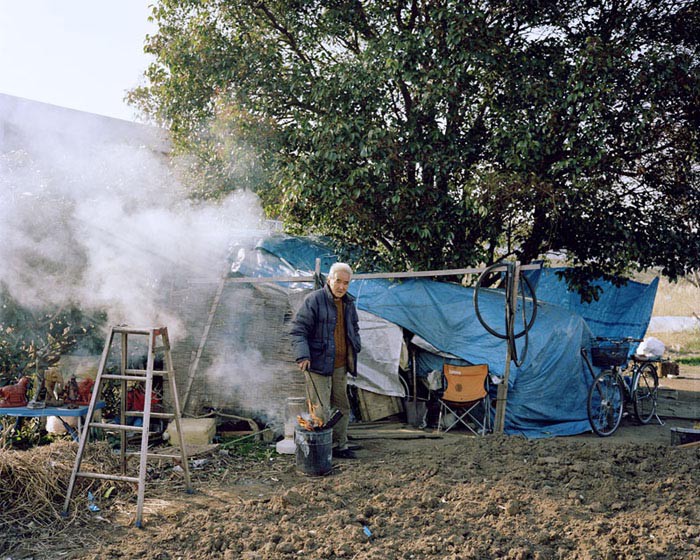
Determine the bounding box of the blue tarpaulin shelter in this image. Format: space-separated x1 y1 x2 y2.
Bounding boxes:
349 278 595 437
535 268 659 342
254 235 658 438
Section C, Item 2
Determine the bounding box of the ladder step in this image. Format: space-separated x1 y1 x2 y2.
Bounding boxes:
126 451 185 460
77 471 140 483
89 422 145 432
125 412 175 419
113 327 158 335
102 374 148 382
123 369 172 376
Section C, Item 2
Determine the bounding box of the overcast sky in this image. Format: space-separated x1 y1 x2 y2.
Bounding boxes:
0 1 156 121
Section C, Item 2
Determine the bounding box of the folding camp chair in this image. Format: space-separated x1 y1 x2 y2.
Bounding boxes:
437 363 491 435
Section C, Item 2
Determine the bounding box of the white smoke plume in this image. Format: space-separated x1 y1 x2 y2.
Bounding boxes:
0 95 301 430
0 95 268 339
203 348 284 429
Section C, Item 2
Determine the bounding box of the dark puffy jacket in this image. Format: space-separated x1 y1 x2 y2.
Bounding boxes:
290 284 361 376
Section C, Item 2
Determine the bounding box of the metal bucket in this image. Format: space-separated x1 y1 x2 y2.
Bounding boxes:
670 427 700 446
294 426 333 476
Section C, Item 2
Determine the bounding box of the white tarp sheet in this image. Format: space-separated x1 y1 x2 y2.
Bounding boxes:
351 310 405 397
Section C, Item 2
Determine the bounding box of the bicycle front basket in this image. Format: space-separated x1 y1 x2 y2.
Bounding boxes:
591 341 630 367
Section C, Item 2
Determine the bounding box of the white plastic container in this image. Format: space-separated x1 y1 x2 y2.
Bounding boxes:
276 397 307 454
275 437 296 454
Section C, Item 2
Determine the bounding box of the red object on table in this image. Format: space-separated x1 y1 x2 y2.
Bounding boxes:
77 378 94 405
0 376 30 408
127 382 160 411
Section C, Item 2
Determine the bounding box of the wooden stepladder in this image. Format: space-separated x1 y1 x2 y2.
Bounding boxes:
62 326 192 527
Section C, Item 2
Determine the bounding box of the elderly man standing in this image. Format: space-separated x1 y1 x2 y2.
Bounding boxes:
290 262 362 459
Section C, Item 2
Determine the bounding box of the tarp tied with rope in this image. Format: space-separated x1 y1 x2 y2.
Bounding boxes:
348 278 595 438
259 235 658 438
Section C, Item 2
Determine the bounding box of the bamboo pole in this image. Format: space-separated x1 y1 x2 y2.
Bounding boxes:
493 262 521 434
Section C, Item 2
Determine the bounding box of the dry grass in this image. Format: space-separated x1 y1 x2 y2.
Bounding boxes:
0 440 133 525
0 439 136 558
646 329 700 356
646 276 700 356
651 276 700 317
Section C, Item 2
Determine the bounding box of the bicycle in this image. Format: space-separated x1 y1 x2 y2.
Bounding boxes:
581 337 662 437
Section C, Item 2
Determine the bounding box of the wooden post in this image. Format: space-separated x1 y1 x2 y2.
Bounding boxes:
314 258 322 288
181 264 229 413
493 261 521 434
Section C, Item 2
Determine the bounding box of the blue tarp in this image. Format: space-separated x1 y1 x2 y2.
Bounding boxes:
229 237 314 289
255 235 658 438
536 268 659 343
349 279 594 437
257 236 339 274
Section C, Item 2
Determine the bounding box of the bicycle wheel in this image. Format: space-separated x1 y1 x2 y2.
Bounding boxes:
633 362 659 424
587 370 624 437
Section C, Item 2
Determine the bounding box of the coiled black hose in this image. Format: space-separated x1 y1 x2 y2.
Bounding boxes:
473 261 538 367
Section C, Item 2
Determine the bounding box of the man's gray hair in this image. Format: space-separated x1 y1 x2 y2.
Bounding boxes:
329 262 353 279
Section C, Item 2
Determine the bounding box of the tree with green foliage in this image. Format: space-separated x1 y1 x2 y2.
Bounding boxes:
0 287 105 386
130 0 700 298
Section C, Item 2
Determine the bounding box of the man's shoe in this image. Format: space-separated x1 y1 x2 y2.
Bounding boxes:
346 443 363 451
332 448 357 459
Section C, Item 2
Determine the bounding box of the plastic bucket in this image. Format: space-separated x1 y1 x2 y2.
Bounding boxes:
294 426 333 476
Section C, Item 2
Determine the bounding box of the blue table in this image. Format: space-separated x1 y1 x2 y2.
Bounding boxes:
0 401 106 441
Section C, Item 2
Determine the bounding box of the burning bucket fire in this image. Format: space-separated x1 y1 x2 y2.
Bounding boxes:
294 402 343 476
294 425 333 476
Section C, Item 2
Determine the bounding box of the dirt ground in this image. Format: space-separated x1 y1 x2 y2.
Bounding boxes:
2 371 698 560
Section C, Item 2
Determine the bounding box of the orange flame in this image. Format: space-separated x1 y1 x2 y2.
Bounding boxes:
297 400 325 431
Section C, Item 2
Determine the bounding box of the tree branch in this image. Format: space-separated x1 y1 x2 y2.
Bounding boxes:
255 2 311 65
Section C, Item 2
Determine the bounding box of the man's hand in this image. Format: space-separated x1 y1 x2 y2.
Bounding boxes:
297 359 310 372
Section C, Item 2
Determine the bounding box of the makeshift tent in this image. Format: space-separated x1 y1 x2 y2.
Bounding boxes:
259 235 659 438
171 234 657 437
347 278 594 437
